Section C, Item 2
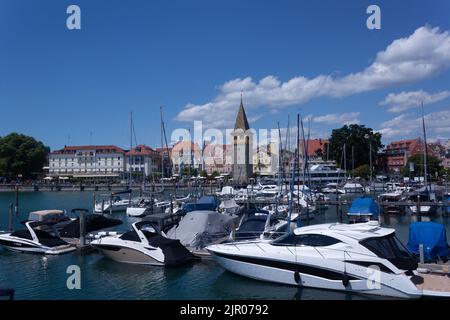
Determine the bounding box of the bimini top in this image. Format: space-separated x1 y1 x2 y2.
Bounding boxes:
28 210 65 221
293 222 394 241
407 222 449 262
348 196 380 219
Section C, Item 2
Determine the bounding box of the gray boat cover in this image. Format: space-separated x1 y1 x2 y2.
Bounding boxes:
167 210 239 249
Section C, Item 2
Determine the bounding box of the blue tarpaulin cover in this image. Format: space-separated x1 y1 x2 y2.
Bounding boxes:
347 197 379 219
182 196 219 213
407 222 449 261
446 196 450 214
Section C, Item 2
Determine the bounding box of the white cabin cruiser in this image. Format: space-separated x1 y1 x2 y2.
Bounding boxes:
95 196 131 213
343 182 364 194
90 221 193 266
0 221 76 255
126 198 171 217
256 185 280 197
207 222 450 298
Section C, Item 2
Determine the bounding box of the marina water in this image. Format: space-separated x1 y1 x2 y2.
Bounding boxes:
1 191 449 300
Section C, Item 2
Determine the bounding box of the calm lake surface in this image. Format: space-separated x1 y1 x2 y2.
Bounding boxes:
0 191 449 300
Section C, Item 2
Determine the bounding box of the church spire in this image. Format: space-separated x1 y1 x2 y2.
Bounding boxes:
234 93 250 130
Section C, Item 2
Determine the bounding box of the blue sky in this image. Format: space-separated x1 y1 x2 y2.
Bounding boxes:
1 0 450 150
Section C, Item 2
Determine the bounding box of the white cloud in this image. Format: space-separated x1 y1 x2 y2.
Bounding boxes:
176 26 450 128
378 110 450 140
380 90 450 112
310 112 360 125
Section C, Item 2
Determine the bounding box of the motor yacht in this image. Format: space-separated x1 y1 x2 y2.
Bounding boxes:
0 221 76 254
207 222 450 298
90 221 193 266
347 196 380 223
126 198 171 217
378 192 404 214
94 195 131 213
343 182 364 194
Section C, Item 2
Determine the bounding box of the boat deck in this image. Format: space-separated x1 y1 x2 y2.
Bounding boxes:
416 273 450 294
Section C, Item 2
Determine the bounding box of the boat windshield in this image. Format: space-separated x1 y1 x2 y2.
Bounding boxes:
360 234 411 260
272 233 341 247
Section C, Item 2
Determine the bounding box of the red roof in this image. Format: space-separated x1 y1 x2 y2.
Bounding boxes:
299 139 328 157
51 145 125 155
125 145 157 156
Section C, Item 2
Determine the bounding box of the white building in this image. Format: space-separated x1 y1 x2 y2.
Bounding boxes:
125 145 160 176
171 141 202 174
48 145 126 178
253 143 278 176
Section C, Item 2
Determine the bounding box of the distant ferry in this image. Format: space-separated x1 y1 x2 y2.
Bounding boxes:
295 161 346 186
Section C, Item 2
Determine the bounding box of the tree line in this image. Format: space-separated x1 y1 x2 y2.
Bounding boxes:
0 133 49 181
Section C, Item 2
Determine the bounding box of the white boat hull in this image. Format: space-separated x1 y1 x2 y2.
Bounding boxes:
210 251 420 299
126 207 148 217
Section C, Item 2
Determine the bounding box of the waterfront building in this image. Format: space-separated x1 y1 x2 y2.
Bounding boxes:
299 138 329 159
155 147 172 177
203 143 233 175
170 141 202 175
386 139 442 172
253 143 278 176
125 145 160 176
231 97 253 184
48 145 126 179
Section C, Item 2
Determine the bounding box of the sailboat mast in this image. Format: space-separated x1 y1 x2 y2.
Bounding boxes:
160 106 164 179
421 102 428 190
129 111 133 188
297 114 300 208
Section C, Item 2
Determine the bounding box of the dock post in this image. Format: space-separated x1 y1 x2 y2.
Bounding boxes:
419 244 424 264
92 193 96 214
14 186 19 215
337 192 341 223
417 195 421 222
8 203 13 231
109 194 113 216
79 210 86 246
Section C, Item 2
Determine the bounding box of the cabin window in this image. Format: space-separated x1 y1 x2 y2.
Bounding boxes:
360 234 411 260
272 234 341 247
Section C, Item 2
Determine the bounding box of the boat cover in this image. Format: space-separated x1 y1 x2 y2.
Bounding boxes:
166 210 239 249
59 214 122 238
348 197 380 219
407 222 449 262
145 232 194 265
445 196 450 214
119 230 193 265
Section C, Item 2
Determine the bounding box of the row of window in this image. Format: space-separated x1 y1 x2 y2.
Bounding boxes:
49 169 120 173
50 157 122 162
51 163 122 167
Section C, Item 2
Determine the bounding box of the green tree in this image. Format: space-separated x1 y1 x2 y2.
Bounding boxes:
404 154 443 179
0 133 50 180
328 124 383 172
181 166 198 177
350 164 370 179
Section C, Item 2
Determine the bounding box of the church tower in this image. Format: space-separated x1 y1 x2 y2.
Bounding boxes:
232 96 253 184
